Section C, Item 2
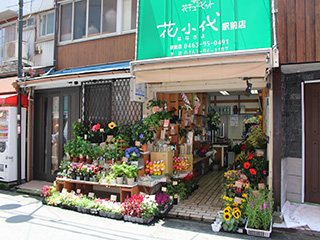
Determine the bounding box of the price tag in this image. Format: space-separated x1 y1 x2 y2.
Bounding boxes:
88 192 95 198
110 195 117 202
76 189 81 194
100 128 104 133
161 187 167 192
172 181 178 186
234 197 243 204
122 157 128 162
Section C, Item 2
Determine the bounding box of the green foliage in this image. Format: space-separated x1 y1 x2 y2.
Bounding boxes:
207 111 221 130
111 163 128 178
123 165 138 179
141 198 158 219
245 125 267 149
245 189 273 230
132 120 155 144
57 158 70 177
72 121 88 139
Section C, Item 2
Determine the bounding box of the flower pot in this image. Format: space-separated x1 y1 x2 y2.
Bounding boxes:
90 209 99 215
245 220 272 238
109 179 116 185
83 176 89 181
89 177 96 182
255 149 265 157
116 177 123 185
141 144 148 153
99 211 108 218
126 178 135 186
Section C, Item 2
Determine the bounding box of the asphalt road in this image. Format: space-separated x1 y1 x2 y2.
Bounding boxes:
0 190 319 240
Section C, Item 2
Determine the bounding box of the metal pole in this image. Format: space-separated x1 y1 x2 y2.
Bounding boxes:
17 0 24 185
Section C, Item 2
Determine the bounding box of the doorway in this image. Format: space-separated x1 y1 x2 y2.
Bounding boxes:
305 83 320 203
33 88 80 182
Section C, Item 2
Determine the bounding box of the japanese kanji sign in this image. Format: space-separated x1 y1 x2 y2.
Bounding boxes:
136 0 272 60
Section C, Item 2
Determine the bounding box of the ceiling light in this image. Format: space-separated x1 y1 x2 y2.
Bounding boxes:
251 89 258 94
219 91 230 96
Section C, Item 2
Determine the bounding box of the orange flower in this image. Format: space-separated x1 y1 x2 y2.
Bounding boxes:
249 168 257 175
243 162 251 169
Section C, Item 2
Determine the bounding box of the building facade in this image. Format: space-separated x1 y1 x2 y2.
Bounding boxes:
274 0 320 207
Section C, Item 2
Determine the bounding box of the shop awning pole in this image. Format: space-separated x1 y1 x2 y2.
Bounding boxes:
17 0 23 185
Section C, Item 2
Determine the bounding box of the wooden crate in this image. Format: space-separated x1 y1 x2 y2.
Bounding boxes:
151 151 174 175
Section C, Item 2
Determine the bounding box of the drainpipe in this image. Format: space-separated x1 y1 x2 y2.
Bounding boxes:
53 0 59 69
17 0 24 185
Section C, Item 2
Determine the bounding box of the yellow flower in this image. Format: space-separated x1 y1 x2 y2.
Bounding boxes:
224 212 232 221
232 209 241 219
108 122 117 129
242 193 248 198
224 206 232 213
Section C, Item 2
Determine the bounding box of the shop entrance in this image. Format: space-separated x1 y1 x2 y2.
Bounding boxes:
305 83 320 203
155 90 267 221
33 88 80 182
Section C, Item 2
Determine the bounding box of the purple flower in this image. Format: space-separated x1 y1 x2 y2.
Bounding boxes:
139 133 144 139
263 202 267 210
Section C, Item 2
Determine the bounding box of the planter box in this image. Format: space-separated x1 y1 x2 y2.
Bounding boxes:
89 209 99 215
157 203 173 218
123 215 154 224
106 212 123 220
245 220 272 238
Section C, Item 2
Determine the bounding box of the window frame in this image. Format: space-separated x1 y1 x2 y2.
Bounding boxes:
39 11 55 38
58 0 136 45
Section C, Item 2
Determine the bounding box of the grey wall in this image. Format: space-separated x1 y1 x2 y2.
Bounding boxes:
281 69 320 205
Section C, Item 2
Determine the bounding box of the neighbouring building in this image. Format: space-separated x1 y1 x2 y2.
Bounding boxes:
274 0 320 207
19 0 142 182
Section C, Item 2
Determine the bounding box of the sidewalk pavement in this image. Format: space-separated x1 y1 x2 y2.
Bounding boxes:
0 190 319 240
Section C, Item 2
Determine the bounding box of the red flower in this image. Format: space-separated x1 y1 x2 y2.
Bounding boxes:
243 162 251 169
240 144 246 151
91 123 101 132
249 168 257 175
247 153 254 160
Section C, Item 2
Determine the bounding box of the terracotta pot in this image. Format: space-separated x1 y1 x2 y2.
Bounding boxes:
141 144 148 153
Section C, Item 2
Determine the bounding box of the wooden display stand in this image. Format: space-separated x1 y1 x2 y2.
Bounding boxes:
150 151 174 175
55 178 140 202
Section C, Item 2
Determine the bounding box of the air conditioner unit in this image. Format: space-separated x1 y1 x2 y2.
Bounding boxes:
4 41 28 62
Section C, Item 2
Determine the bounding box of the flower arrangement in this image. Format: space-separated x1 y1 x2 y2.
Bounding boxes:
144 160 165 176
155 192 172 211
121 194 144 217
172 156 191 172
245 189 274 231
238 151 268 188
221 170 249 232
124 147 141 162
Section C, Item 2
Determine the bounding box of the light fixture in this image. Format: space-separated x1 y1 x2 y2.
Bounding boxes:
245 80 252 95
219 91 230 96
251 89 259 94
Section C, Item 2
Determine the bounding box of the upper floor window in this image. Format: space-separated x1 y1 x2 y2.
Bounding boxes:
40 12 55 37
59 0 137 42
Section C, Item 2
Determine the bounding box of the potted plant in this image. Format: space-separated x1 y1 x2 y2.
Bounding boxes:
245 189 274 238
124 165 138 185
155 192 173 217
140 196 158 223
245 125 268 156
124 146 141 165
132 121 154 151
147 99 163 113
111 163 127 184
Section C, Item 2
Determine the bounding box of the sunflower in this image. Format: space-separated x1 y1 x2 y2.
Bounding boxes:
224 212 232 221
224 206 232 213
232 209 241 219
108 121 117 129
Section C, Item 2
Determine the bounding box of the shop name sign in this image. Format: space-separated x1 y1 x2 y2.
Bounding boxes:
137 0 272 60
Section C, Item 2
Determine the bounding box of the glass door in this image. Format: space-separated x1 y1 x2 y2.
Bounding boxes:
34 88 79 182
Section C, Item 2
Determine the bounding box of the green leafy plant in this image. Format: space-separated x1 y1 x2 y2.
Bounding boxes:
207 110 221 130
141 197 158 219
245 125 267 149
132 120 155 144
123 165 138 179
245 189 273 230
72 121 88 139
111 163 128 178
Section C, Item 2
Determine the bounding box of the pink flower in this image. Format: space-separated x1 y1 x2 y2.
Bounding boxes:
91 123 101 132
262 169 267 175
